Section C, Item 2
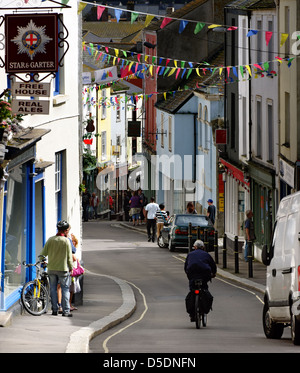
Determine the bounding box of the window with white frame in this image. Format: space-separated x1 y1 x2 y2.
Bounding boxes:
101 89 107 120
101 131 107 159
256 97 262 158
267 100 274 163
161 113 164 148
168 116 172 152
116 94 121 122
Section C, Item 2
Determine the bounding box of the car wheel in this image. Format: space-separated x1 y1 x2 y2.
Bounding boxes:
158 235 167 248
291 308 300 345
262 302 284 339
168 239 175 252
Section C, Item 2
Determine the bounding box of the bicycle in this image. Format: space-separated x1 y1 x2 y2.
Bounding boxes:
193 279 213 329
21 256 50 316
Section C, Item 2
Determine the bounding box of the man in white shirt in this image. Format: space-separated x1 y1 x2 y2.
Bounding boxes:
144 197 159 242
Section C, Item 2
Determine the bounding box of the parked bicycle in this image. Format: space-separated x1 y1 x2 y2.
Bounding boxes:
21 256 50 316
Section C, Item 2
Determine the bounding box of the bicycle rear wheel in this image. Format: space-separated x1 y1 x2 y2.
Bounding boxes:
195 294 201 329
21 281 49 316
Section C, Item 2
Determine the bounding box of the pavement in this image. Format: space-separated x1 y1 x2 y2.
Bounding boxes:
0 219 266 353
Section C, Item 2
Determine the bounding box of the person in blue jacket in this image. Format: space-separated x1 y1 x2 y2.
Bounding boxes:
184 240 217 290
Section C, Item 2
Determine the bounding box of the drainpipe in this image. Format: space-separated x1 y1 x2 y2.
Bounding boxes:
248 11 252 162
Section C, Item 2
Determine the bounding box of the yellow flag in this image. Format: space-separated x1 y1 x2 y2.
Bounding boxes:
149 65 153 76
145 15 154 27
164 92 167 100
208 24 221 29
168 67 176 77
245 65 252 76
196 68 201 77
114 49 119 57
78 2 87 14
280 33 289 47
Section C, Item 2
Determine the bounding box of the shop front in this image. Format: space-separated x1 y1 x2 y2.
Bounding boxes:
0 129 48 312
220 158 250 250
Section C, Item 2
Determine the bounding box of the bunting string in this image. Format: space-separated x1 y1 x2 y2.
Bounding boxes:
78 0 300 53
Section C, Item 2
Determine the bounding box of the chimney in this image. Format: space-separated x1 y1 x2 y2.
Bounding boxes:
166 7 175 15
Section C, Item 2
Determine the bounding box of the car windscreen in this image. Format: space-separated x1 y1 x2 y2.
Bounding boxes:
175 215 210 227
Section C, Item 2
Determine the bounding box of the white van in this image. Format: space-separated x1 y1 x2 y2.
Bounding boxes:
262 190 300 345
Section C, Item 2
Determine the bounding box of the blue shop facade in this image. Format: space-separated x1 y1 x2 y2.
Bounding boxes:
0 128 50 312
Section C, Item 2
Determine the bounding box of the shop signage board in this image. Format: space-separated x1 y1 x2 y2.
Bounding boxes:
5 14 58 73
11 82 51 97
11 99 50 115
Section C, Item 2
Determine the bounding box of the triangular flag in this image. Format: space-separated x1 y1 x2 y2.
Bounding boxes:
265 31 272 46
77 2 87 14
179 20 188 34
131 12 139 24
115 9 122 22
239 66 244 78
227 26 237 31
194 22 205 34
253 63 263 70
247 30 258 37
114 49 119 57
145 15 154 27
245 65 252 76
208 24 221 29
175 69 181 79
280 33 289 47
160 17 172 29
168 67 176 77
97 6 105 20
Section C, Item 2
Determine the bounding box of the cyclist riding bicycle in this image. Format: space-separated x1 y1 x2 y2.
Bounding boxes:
184 240 217 321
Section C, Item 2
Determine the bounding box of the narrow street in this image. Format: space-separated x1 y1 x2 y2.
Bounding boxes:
83 220 297 353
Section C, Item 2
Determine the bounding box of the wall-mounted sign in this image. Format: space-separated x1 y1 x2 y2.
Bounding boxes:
215 129 227 145
128 121 141 137
11 99 50 115
11 82 51 97
5 14 58 73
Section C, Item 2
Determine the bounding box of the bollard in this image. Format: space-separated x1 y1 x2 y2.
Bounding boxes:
197 226 201 240
223 234 227 268
234 235 239 273
188 222 192 252
214 230 219 264
204 229 208 252
248 241 253 278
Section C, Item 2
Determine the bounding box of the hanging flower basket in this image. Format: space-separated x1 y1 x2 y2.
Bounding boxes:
83 138 93 145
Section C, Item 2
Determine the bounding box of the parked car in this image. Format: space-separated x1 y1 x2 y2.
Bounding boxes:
262 190 300 345
158 214 215 252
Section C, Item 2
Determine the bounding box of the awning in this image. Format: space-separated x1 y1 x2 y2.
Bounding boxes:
220 158 250 191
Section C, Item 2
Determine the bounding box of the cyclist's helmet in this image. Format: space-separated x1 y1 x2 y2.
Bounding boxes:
56 220 70 230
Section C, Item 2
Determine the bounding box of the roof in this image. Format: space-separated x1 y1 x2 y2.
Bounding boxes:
82 22 145 43
225 0 276 10
145 0 208 31
155 49 224 114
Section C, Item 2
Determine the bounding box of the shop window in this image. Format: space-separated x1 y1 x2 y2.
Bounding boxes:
4 165 26 298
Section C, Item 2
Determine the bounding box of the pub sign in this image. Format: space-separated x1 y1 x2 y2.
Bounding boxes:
5 14 58 74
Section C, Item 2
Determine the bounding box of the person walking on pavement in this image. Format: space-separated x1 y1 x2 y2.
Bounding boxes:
82 189 91 222
144 197 159 242
155 203 168 242
90 192 99 219
41 220 74 317
244 210 256 262
207 199 216 225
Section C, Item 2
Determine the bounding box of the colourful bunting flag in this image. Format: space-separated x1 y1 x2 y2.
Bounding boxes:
179 20 188 34
145 15 154 27
115 9 122 22
194 22 205 34
247 30 258 37
131 12 139 24
265 31 272 46
280 33 289 47
208 24 221 29
160 17 172 29
78 2 87 14
97 6 105 20
227 26 237 31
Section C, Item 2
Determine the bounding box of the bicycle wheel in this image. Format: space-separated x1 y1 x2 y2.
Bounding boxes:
21 281 49 316
202 313 207 327
195 294 201 329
